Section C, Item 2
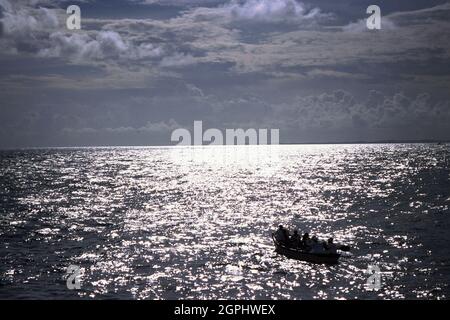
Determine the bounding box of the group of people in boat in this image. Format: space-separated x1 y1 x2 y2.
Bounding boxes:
274 225 337 254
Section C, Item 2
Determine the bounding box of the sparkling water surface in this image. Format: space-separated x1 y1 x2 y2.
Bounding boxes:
1 144 449 299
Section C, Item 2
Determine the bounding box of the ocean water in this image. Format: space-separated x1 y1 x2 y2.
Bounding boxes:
0 144 449 300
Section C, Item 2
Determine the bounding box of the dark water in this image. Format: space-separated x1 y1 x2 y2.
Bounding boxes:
0 144 449 299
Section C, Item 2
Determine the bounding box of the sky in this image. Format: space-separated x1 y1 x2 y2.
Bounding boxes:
0 0 449 148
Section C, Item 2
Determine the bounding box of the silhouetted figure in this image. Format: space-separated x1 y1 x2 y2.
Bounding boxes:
310 237 325 253
275 225 289 245
301 232 310 250
282 227 290 244
290 229 301 248
302 232 310 242
325 237 337 253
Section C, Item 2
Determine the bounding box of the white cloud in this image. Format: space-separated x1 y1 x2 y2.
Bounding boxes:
1 3 60 38
0 0 165 63
224 0 325 22
185 0 329 24
37 30 157 61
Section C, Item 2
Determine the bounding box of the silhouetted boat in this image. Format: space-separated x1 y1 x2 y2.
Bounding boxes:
272 235 341 264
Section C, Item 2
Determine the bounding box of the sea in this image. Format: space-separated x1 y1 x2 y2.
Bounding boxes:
0 144 449 299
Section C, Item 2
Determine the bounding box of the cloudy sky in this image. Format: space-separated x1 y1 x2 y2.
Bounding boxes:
0 0 449 147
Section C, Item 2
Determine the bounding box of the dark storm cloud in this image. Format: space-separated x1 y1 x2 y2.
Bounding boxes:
0 0 449 147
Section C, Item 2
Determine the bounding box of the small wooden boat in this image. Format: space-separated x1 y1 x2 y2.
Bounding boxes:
272 235 341 264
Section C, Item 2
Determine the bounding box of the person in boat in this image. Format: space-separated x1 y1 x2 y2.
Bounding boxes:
302 232 310 243
275 225 289 244
324 237 337 254
310 236 325 253
290 230 301 248
308 235 318 249
301 232 311 250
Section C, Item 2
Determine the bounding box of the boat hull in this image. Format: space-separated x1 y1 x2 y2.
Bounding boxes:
274 245 340 264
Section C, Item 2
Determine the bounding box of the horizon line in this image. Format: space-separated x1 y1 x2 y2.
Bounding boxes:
0 140 449 151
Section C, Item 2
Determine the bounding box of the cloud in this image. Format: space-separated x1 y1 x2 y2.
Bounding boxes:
0 0 449 148
305 69 369 80
222 0 326 22
3 0 450 74
272 90 450 138
132 0 226 5
343 17 396 32
388 3 450 26
0 0 165 64
184 0 330 24
62 119 181 143
39 31 126 60
343 3 450 32
0 1 59 35
160 52 197 67
38 30 164 62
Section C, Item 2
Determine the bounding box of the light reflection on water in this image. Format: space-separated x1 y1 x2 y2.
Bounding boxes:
0 144 449 299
